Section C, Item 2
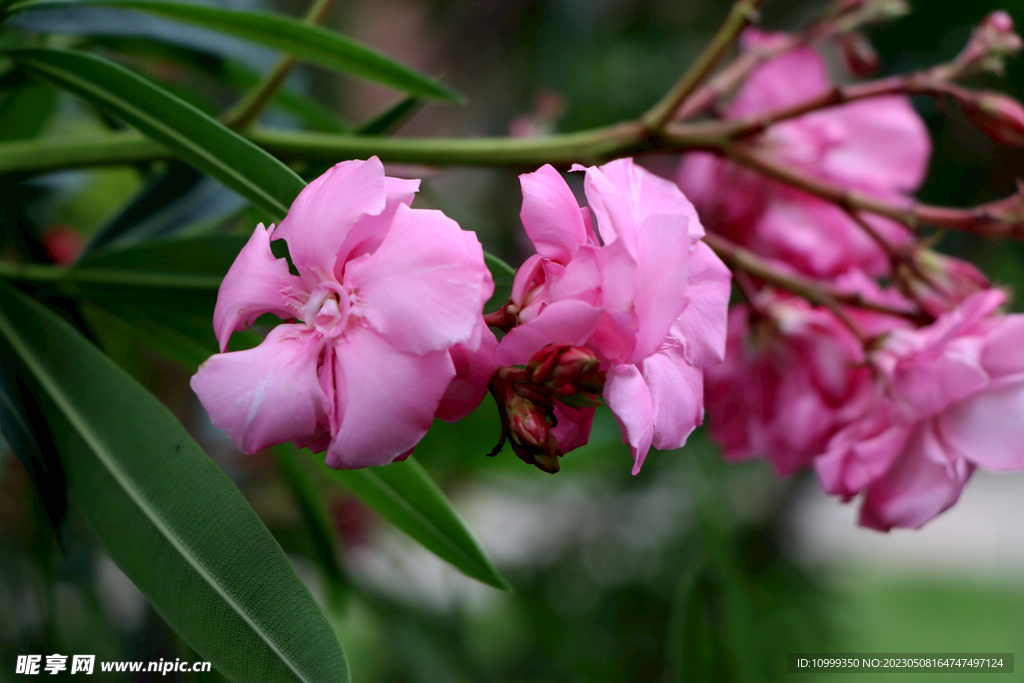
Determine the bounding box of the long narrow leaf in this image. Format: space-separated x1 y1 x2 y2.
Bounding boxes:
10 0 461 101
0 363 67 550
0 283 349 683
275 444 348 609
5 48 304 220
355 97 422 136
324 455 509 591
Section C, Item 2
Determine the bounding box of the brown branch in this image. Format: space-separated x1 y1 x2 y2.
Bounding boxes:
702 232 926 328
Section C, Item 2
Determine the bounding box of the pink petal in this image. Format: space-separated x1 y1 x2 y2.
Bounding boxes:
673 242 732 367
939 373 1024 471
579 158 705 255
548 245 601 305
191 324 329 454
436 325 499 423
642 346 703 451
213 223 305 351
578 160 639 253
590 239 639 363
332 175 421 268
551 402 596 454
274 158 389 282
817 97 931 193
755 190 897 277
519 164 588 263
728 45 829 117
604 363 654 475
326 328 455 468
890 336 988 419
980 315 1024 378
346 204 492 355
859 422 973 531
675 153 766 246
494 299 604 365
630 212 691 362
815 414 910 497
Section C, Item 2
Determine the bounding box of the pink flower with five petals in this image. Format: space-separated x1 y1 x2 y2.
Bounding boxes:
191 157 493 468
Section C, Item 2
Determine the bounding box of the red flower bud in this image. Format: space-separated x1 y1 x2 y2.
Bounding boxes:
528 344 597 385
961 92 1024 146
487 368 564 473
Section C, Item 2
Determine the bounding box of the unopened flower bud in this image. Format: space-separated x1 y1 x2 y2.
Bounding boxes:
837 32 881 77
961 92 1024 146
527 344 605 406
506 393 563 473
956 11 1023 76
509 395 550 448
962 180 1024 237
487 368 564 473
908 250 990 317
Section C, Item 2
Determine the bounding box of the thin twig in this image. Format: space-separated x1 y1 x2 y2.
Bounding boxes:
221 0 340 130
641 0 768 131
702 232 923 326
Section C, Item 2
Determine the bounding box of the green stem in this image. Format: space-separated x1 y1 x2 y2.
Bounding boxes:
0 132 171 176
221 0 341 130
0 260 223 289
0 121 660 175
252 121 652 167
641 0 768 131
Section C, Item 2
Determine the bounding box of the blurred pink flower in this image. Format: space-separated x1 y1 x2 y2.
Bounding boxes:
704 289 902 476
676 30 931 277
495 159 731 473
817 288 1024 529
191 157 493 468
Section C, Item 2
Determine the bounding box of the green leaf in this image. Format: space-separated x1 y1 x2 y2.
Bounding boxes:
484 252 514 314
0 283 349 683
355 96 422 136
274 444 348 610
0 363 67 550
10 0 461 102
74 235 253 368
5 48 304 220
0 73 56 143
322 455 509 591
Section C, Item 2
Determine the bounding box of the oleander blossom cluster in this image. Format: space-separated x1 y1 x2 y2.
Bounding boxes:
487 159 731 473
688 25 1024 530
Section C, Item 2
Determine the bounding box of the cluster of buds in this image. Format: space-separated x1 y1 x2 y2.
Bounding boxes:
953 10 1023 76
487 345 606 473
526 344 604 407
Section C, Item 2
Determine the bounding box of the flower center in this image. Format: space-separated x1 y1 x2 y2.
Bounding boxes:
304 282 350 338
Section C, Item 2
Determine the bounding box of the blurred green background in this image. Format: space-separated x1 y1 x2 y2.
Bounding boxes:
2 0 1024 681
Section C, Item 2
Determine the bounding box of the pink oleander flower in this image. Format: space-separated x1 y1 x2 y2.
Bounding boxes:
494 159 731 474
704 283 908 476
191 157 493 468
816 288 1024 530
676 30 931 278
